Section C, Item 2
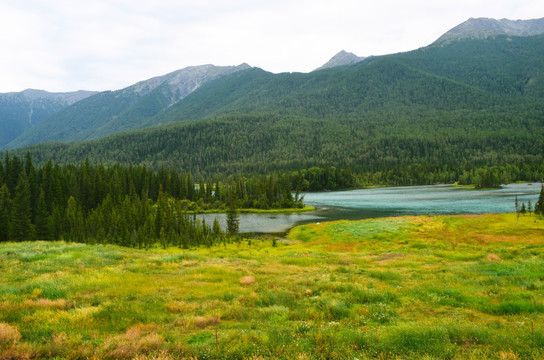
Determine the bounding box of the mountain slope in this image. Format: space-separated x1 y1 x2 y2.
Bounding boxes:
17 104 544 178
0 89 96 147
5 64 250 149
434 17 544 44
152 34 544 126
13 35 544 180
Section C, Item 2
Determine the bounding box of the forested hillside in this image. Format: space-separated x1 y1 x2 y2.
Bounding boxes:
15 108 544 187
9 35 544 186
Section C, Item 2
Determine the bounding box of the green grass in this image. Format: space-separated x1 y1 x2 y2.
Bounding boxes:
0 213 543 359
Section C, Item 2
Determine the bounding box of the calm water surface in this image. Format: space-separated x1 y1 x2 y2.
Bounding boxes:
202 183 542 233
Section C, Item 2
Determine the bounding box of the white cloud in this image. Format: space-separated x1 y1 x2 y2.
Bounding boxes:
0 0 541 92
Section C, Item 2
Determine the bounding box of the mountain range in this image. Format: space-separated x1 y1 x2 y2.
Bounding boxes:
3 17 544 180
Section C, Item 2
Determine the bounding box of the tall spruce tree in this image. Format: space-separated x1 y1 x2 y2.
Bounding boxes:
35 189 51 240
10 172 35 241
226 192 239 237
535 185 544 217
0 184 10 242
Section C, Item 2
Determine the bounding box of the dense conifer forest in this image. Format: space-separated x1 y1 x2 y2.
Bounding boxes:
16 112 544 188
0 153 303 245
2 150 542 246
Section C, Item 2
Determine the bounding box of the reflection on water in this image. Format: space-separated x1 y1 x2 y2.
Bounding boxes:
201 183 542 233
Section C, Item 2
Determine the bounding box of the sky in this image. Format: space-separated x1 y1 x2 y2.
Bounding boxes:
0 0 542 93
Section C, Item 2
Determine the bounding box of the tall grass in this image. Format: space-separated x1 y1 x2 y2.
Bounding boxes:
0 213 543 359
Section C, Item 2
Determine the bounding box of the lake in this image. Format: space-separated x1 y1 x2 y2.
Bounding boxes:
202 183 542 233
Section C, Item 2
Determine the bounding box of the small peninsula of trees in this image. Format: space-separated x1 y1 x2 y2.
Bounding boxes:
0 153 302 246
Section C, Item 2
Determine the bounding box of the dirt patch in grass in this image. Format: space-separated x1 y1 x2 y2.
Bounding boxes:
486 254 502 262
239 276 256 286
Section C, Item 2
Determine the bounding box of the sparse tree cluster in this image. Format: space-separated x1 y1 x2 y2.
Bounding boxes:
515 187 544 221
535 185 544 217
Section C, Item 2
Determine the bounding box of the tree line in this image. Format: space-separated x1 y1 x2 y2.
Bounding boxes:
288 163 544 190
1 152 542 246
0 153 303 245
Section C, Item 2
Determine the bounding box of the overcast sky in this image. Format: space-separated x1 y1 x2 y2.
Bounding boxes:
0 0 541 93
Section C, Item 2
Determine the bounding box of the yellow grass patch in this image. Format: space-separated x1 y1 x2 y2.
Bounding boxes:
181 260 199 267
192 315 221 328
322 241 358 252
104 323 165 359
166 301 198 313
23 298 69 309
131 350 177 360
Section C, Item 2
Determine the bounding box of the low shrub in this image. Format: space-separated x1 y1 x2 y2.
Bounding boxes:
0 322 21 344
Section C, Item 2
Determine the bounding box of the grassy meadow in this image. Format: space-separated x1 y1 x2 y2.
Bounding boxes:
1 213 543 359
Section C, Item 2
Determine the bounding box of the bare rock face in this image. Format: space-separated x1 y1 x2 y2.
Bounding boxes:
126 63 252 105
434 17 544 44
314 50 366 71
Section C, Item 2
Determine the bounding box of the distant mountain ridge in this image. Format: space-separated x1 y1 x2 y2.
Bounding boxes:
0 89 97 147
434 17 544 43
5 63 251 149
314 50 366 71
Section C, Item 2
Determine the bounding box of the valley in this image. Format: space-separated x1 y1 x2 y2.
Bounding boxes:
1 15 544 360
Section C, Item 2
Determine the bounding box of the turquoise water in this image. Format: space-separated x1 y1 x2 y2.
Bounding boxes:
202 183 542 233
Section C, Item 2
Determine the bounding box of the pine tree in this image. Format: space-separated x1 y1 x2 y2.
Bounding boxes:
535 185 544 217
10 173 35 241
35 189 51 240
65 196 84 242
214 176 221 202
226 201 239 237
0 184 10 242
212 217 222 244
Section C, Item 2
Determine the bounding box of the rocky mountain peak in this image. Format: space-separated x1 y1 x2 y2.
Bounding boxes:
314 50 366 71
125 63 252 104
434 17 544 44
